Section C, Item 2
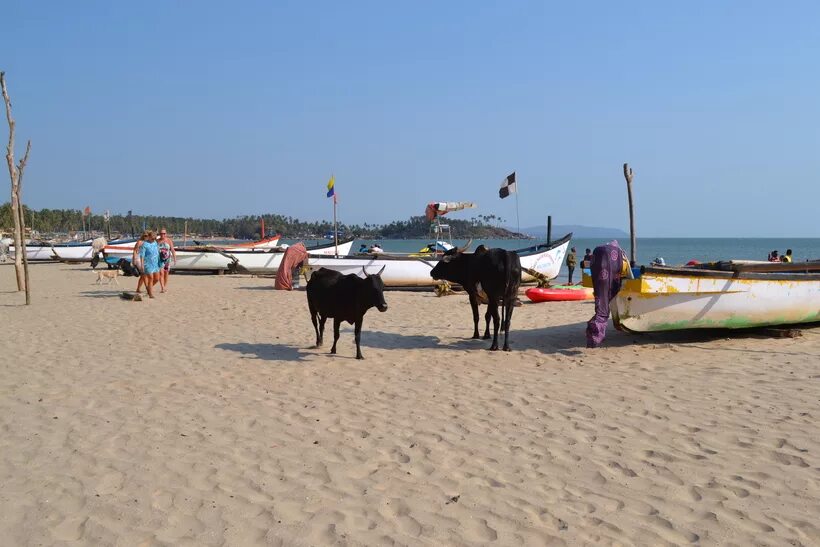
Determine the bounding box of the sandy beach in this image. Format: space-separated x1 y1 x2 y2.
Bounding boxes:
1 262 818 546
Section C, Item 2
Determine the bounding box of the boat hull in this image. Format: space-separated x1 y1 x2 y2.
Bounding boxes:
233 240 353 273
8 245 57 261
53 238 138 262
307 234 572 287
612 269 820 332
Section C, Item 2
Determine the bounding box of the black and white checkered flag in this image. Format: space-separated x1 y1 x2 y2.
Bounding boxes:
499 172 516 199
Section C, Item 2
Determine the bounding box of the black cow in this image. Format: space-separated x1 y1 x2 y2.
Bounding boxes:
430 244 521 351
307 266 388 359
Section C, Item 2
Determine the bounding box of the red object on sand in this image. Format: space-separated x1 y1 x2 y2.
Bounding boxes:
686 260 700 266
275 243 308 290
525 287 592 302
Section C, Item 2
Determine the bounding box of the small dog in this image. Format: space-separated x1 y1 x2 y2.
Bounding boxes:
95 269 121 286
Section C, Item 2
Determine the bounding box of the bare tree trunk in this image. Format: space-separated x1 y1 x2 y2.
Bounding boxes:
2 71 26 291
3 72 33 302
16 141 31 304
623 163 636 264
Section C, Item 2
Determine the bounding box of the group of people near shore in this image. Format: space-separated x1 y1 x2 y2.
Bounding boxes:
768 249 793 263
131 229 176 298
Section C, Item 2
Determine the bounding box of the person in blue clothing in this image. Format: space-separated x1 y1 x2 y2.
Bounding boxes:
138 230 161 298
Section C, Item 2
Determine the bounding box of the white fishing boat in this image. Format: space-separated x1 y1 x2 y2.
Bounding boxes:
232 238 354 273
612 261 820 332
221 234 281 251
306 234 572 287
8 242 59 261
53 237 139 262
103 238 353 274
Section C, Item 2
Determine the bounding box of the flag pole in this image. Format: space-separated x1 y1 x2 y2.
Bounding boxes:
333 198 338 258
515 178 521 237
332 174 338 257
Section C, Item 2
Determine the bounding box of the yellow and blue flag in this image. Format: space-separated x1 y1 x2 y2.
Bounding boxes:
326 175 335 198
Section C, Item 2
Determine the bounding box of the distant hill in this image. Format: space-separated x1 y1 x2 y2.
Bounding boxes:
522 224 629 239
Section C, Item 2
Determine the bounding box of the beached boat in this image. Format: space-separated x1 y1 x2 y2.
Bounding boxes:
306 233 572 287
104 244 238 272
8 242 60 261
103 238 354 274
231 238 354 273
612 261 820 332
221 234 281 251
53 237 139 262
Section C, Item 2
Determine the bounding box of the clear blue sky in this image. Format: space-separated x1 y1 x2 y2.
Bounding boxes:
5 1 819 236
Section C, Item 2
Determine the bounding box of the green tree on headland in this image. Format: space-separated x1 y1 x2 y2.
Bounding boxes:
0 203 525 240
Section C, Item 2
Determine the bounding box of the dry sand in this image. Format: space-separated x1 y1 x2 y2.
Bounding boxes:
1 262 818 546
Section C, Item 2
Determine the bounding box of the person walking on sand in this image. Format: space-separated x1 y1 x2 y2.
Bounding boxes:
586 240 628 348
566 247 577 285
156 228 176 293
132 231 149 294
138 230 161 298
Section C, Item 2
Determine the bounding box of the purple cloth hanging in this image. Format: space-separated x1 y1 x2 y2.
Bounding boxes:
586 240 624 348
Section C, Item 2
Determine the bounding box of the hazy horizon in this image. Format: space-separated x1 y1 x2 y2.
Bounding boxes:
5 1 819 237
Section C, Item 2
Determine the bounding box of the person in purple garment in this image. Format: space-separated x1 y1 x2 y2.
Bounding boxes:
586 240 628 348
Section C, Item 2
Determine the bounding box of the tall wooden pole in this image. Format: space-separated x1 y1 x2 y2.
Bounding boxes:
547 215 552 244
16 141 31 304
333 196 338 258
623 163 636 264
2 71 30 295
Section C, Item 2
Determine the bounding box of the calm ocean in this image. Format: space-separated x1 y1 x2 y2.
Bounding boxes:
282 236 820 283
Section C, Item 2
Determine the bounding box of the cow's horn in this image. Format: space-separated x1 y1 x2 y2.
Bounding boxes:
376 265 386 276
457 238 473 254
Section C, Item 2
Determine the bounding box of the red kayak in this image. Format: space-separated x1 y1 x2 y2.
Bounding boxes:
526 286 593 302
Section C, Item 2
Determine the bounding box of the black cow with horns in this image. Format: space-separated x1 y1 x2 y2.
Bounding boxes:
306 266 388 359
430 241 522 351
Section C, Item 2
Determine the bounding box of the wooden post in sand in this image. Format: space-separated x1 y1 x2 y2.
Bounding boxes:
2 71 32 303
623 163 636 265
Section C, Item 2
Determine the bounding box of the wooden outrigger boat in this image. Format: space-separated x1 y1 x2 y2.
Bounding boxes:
231 238 354 273
8 242 60 261
306 233 572 287
52 237 139 262
103 238 354 274
612 260 820 332
221 234 281 251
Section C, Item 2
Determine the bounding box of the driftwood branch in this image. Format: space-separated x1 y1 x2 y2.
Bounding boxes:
2 71 31 300
17 139 32 304
622 163 636 265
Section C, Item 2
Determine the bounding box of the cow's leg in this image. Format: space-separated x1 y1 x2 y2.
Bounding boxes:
354 318 364 360
468 292 481 338
488 303 500 351
483 307 492 339
330 318 341 355
502 299 514 351
310 312 321 347
318 315 327 346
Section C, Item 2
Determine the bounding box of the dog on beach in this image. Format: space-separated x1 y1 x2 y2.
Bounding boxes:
95 269 121 286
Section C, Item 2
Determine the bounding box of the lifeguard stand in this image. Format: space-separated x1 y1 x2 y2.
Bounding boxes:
424 201 475 255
